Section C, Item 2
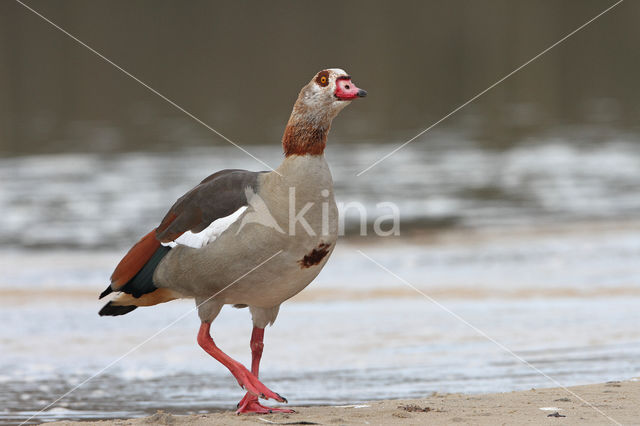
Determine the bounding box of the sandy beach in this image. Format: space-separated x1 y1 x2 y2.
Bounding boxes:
46 380 637 425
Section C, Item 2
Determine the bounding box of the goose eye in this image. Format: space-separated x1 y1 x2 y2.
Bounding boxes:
316 71 330 87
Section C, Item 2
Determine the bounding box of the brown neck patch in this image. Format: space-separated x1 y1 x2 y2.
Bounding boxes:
283 122 328 157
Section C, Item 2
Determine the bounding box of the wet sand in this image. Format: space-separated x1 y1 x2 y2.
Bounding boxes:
48 380 638 425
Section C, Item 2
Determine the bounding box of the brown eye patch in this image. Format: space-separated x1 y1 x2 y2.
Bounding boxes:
315 70 330 87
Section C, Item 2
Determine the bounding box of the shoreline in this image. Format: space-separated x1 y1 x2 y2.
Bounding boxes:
47 380 638 425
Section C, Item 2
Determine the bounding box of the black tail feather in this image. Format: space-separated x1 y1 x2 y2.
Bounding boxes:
99 286 113 299
99 245 171 317
118 245 171 298
99 302 138 316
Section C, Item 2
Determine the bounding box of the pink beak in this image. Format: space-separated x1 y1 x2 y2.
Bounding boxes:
334 77 367 101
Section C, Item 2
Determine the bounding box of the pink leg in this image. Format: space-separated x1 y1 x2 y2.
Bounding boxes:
236 326 295 415
197 322 287 405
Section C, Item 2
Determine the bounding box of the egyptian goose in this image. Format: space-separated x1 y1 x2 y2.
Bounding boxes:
99 69 366 414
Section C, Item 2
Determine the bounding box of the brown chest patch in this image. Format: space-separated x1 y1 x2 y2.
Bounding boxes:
298 242 332 268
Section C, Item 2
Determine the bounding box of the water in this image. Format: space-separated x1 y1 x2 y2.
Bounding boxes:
2 1 640 155
2 138 640 423
2 136 640 248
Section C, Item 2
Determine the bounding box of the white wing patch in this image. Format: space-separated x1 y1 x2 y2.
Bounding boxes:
162 206 247 249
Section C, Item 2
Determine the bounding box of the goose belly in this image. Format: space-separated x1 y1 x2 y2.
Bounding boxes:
154 197 338 307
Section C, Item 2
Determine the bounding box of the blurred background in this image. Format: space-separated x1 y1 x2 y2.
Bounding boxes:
1 0 639 423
